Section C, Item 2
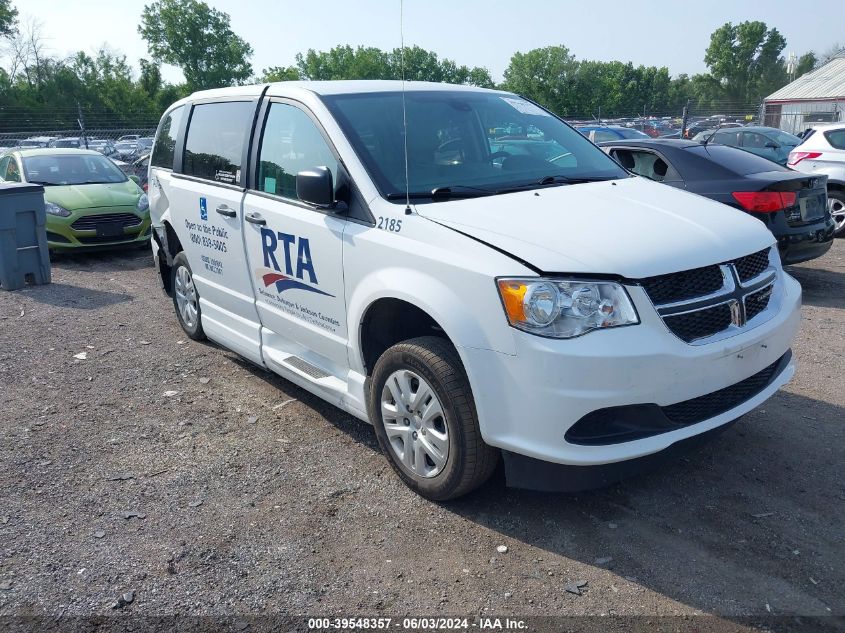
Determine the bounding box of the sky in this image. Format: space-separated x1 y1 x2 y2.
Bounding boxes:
13 0 845 84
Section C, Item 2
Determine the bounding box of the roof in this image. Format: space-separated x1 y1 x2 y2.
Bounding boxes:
186 80 508 102
15 148 104 158
805 120 845 131
765 51 845 101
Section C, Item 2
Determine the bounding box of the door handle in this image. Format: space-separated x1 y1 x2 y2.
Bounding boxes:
216 204 237 218
244 212 266 226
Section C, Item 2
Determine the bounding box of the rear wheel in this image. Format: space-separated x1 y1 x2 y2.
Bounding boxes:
828 191 845 236
171 252 205 340
369 336 498 501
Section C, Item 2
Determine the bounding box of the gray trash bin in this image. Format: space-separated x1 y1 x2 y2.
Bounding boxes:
0 182 51 290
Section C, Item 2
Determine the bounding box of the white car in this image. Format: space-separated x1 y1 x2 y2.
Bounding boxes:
148 81 801 500
788 121 845 235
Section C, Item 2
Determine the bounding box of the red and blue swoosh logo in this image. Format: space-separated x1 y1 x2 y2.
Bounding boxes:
260 270 334 298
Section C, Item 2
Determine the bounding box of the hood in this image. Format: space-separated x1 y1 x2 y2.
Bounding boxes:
44 180 141 211
416 177 775 279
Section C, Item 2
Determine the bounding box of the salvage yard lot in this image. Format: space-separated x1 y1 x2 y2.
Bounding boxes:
0 242 843 620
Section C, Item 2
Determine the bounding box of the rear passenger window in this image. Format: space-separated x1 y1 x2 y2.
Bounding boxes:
151 105 184 169
825 129 845 150
183 101 254 185
256 103 338 200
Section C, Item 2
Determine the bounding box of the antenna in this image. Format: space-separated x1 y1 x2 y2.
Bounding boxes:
400 0 412 214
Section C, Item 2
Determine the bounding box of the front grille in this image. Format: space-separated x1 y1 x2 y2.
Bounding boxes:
76 233 140 245
641 265 724 305
663 355 784 426
565 351 791 445
640 247 776 344
731 249 769 282
663 303 733 343
745 286 773 321
71 212 142 231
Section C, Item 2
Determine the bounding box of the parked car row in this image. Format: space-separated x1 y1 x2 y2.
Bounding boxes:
0 147 150 251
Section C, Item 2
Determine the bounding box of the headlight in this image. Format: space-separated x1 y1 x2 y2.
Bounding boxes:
137 193 149 212
45 201 72 217
497 277 639 338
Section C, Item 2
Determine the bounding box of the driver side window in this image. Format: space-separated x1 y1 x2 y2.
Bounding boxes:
257 103 338 201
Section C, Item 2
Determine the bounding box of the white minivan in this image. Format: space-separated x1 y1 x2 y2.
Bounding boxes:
148 81 801 500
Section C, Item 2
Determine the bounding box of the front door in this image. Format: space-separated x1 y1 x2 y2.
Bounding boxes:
242 100 349 373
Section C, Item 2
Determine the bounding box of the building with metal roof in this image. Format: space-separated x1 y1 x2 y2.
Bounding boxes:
763 51 845 134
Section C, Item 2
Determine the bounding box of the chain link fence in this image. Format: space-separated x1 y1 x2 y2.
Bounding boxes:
0 126 157 165
4 98 824 158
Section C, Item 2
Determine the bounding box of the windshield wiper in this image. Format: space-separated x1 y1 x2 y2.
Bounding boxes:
536 175 615 185
386 185 495 201
493 175 615 194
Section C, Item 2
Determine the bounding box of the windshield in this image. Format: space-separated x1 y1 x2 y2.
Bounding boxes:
322 91 627 201
22 153 128 185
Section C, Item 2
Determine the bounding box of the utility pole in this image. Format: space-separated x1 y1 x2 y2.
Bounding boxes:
77 103 89 150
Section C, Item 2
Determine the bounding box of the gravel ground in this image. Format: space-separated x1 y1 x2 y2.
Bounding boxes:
0 240 843 627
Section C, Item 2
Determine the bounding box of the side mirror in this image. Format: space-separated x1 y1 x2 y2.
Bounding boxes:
765 141 780 149
128 175 140 185
296 166 334 208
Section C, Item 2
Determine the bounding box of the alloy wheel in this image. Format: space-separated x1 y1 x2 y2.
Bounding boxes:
829 196 845 234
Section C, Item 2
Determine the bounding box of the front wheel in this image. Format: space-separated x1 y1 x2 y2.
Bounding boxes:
369 336 498 500
828 191 845 236
171 252 205 341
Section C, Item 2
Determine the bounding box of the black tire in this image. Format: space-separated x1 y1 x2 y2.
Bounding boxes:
369 336 498 501
170 252 205 341
828 190 845 237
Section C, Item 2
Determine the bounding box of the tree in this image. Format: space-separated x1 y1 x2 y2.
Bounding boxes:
502 45 579 115
296 45 390 80
794 52 817 78
259 65 301 82
704 21 787 104
138 0 253 91
0 0 17 38
139 58 162 97
292 44 493 87
818 42 844 65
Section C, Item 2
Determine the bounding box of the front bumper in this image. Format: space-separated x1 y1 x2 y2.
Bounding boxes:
46 209 151 251
458 271 801 474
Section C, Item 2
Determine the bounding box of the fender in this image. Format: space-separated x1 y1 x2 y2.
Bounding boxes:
346 266 519 376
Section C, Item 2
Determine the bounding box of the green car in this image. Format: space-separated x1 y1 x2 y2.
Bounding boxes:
0 148 151 251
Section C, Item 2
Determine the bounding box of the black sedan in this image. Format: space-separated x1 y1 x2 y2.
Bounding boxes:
598 139 835 265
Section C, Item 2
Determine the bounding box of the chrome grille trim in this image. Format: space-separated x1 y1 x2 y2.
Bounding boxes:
642 248 781 345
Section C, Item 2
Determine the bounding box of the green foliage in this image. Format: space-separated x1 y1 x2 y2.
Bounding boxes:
703 21 787 104
502 45 579 114
138 0 253 91
259 66 301 82
292 44 493 87
794 52 816 77
0 0 17 38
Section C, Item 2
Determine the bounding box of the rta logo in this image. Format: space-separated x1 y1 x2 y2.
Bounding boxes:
259 227 333 297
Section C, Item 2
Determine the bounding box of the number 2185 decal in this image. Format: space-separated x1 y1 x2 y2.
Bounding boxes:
377 217 402 232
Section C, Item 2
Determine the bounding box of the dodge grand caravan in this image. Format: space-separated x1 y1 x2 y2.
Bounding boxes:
148 81 801 500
